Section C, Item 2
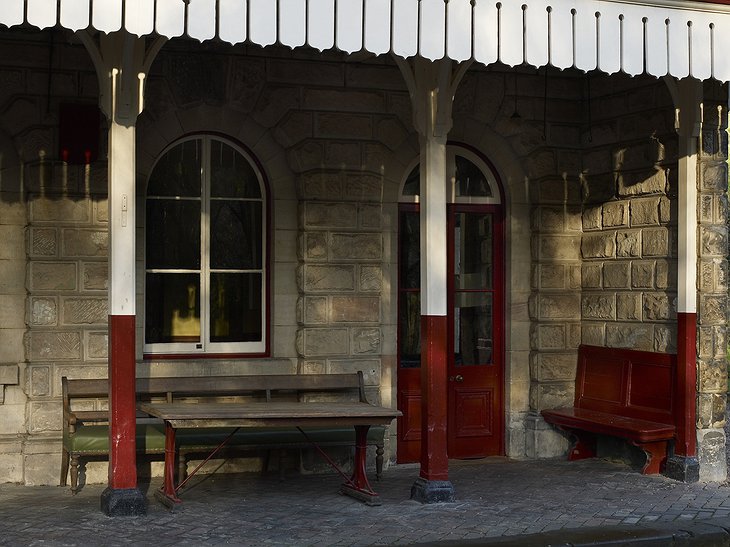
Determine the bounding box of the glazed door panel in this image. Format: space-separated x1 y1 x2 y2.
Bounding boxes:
397 205 503 462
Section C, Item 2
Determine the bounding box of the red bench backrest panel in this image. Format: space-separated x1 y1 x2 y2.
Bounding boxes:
576 345 675 424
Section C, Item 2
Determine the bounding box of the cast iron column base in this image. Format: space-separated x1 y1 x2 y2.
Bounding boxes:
664 455 700 483
410 477 455 503
101 487 147 517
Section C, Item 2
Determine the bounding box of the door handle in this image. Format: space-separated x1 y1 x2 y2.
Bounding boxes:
454 374 464 383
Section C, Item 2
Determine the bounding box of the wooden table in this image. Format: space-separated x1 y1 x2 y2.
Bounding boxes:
138 401 401 507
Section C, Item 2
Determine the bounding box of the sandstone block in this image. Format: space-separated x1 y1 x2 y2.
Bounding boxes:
581 323 605 346
302 265 355 292
538 294 580 320
700 295 727 324
325 142 361 168
316 113 372 139
698 359 727 393
582 205 602 231
0 259 26 293
701 162 728 193
700 226 728 257
537 324 566 350
697 428 727 482
581 264 602 288
359 265 382 292
29 401 62 432
274 111 313 148
641 228 669 257
617 169 667 196
86 331 108 359
539 207 565 232
0 329 24 363
533 353 576 381
539 265 565 289
616 293 642 321
82 262 108 291
616 231 641 257
531 382 574 411
303 202 358 229
602 201 628 227
304 232 328 260
630 197 660 226
30 197 90 223
653 326 674 353
605 324 652 350
296 328 349 357
345 175 384 204
331 233 381 261
643 293 672 321
582 173 616 204
30 228 56 257
28 331 82 360
30 297 57 326
0 294 26 328
604 262 630 288
30 262 76 291
328 359 381 386
582 295 615 320
581 234 615 259
299 360 326 374
359 204 384 228
331 296 380 322
62 298 108 325
540 235 581 260
697 393 726 428
29 365 51 397
351 328 381 354
290 142 323 171
62 229 108 257
631 261 655 288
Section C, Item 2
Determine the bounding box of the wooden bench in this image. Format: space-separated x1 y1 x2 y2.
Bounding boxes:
61 372 387 493
541 345 677 475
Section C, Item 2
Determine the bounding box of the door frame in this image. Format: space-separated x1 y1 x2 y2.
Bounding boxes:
395 144 506 462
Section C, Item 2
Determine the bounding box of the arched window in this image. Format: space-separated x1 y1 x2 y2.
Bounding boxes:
144 136 268 356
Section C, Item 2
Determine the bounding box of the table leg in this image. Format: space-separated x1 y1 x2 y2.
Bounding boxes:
340 425 380 506
155 421 182 508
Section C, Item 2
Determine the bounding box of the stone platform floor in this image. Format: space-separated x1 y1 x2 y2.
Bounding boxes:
3 456 730 546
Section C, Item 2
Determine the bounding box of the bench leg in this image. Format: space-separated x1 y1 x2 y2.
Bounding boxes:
340 425 380 506
567 431 597 461
60 447 70 487
70 455 80 494
635 441 668 475
375 444 383 481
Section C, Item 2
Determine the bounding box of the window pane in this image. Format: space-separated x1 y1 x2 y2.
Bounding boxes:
210 201 262 269
210 272 262 343
402 165 420 196
399 211 420 289
454 212 492 290
454 155 492 197
147 140 202 197
210 139 261 199
398 291 421 368
145 273 201 344
454 292 492 366
146 199 201 269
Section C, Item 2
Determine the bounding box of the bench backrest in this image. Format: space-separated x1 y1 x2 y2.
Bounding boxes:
63 372 368 415
575 345 676 424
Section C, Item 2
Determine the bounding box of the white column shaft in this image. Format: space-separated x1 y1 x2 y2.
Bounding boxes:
108 120 136 316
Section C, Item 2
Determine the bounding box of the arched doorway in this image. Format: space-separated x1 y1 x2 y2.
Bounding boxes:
397 145 505 462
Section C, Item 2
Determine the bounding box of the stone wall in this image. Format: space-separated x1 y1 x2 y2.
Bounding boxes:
580 75 677 353
696 82 729 481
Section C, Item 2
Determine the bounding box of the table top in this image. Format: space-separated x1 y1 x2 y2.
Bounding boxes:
138 401 402 428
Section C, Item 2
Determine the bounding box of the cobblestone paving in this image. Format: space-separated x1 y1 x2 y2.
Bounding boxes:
3 457 730 546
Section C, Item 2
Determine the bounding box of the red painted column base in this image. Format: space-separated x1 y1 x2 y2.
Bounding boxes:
664 312 699 483
411 315 455 503
101 314 146 516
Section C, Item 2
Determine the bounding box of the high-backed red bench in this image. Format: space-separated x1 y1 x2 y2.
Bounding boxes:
541 345 677 474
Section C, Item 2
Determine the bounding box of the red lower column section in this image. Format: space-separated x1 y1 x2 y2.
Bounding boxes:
419 315 449 482
108 314 138 489
676 312 697 458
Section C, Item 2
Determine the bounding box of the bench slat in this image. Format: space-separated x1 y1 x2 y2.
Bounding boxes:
542 407 676 443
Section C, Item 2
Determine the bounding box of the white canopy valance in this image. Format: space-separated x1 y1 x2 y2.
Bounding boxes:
3 0 730 81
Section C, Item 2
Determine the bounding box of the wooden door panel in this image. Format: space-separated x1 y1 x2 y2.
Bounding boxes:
453 387 492 438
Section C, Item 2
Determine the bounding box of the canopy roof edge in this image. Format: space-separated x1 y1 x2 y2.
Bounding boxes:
3 0 730 82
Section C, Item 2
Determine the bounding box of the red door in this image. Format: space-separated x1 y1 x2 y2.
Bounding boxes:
397 204 504 461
